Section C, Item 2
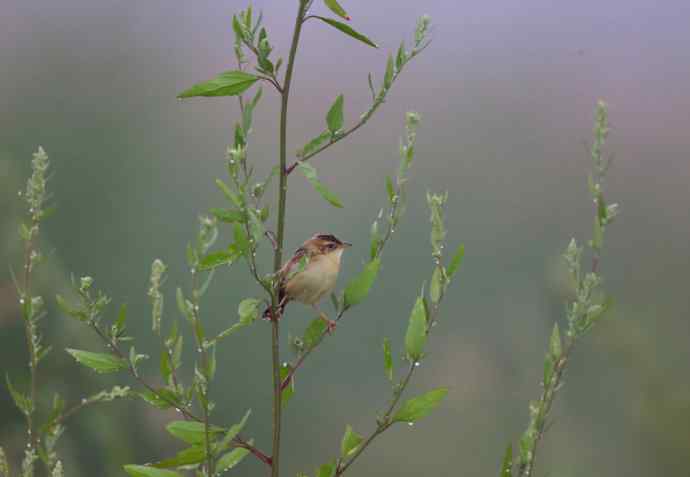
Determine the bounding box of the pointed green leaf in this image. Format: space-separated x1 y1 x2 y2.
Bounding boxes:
198 250 238 271
222 409 252 446
303 317 328 350
429 266 444 304
299 130 331 158
280 363 294 407
384 54 394 89
549 323 562 359
382 337 393 382
66 349 127 374
298 163 343 208
238 298 261 323
216 447 250 472
6 374 32 416
343 258 380 308
392 387 448 423
323 0 350 20
313 16 377 48
385 176 395 203
500 444 513 477
396 41 406 70
177 70 259 98
210 208 245 223
151 446 206 468
340 425 363 458
447 243 465 278
326 94 344 134
124 465 183 477
317 461 336 477
404 297 427 361
166 421 223 445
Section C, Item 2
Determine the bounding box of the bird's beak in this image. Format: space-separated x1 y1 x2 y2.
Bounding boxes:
342 241 352 248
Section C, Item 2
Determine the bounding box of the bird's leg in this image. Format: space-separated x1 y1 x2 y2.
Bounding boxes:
312 304 336 334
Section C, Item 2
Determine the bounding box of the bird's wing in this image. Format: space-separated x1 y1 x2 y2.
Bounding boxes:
277 246 308 300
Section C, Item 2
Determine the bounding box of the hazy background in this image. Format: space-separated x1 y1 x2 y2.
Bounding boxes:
2 0 689 475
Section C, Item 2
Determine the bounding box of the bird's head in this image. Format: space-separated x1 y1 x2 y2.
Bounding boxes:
303 233 352 258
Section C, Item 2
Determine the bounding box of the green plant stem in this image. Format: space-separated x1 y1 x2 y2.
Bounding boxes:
270 3 308 476
87 318 271 465
336 362 416 476
20 222 39 452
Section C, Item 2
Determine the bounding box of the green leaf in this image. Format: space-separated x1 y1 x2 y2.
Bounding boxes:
392 387 448 423
298 163 343 208
384 54 394 89
160 349 172 383
326 94 344 135
210 208 244 223
222 409 251 446
382 337 393 382
233 223 251 254
340 425 363 458
447 243 465 278
215 179 242 207
429 266 444 304
6 374 32 416
323 0 350 20
166 421 223 445
280 363 294 407
316 461 336 477
396 41 407 70
242 87 263 134
151 446 206 468
500 444 513 477
299 130 331 158
313 16 377 48
343 258 380 308
385 176 395 203
124 465 183 477
404 297 427 361
198 250 238 271
303 317 328 350
216 447 250 472
177 70 259 98
66 348 128 374
238 298 261 323
138 388 180 410
549 323 562 359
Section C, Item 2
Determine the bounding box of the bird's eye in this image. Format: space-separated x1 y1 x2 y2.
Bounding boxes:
327 243 336 250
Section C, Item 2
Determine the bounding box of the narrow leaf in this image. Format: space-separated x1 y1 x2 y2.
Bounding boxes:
500 444 513 477
384 54 394 89
216 447 250 472
326 94 344 134
166 421 223 445
340 425 364 458
177 71 259 98
303 317 328 350
447 243 465 278
392 387 448 423
299 130 331 158
66 348 128 374
382 337 393 382
313 16 377 48
549 323 562 359
198 250 238 271
151 446 206 468
317 461 336 477
343 258 380 308
298 163 343 208
124 465 182 477
210 208 244 223
323 0 350 20
404 297 427 361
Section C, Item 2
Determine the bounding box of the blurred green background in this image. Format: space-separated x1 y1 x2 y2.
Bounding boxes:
2 0 689 475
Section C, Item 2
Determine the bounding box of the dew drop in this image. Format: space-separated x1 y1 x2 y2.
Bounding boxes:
81 398 87 404
414 361 420 367
19 298 25 305
197 348 202 353
18 190 23 197
175 408 182 413
407 422 414 427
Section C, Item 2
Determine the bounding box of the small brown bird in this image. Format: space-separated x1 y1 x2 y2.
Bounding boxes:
265 233 351 330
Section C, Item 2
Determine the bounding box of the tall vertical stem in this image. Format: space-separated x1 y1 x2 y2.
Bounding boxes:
271 2 307 476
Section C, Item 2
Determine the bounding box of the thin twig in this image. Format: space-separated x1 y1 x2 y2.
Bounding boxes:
270 2 309 476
